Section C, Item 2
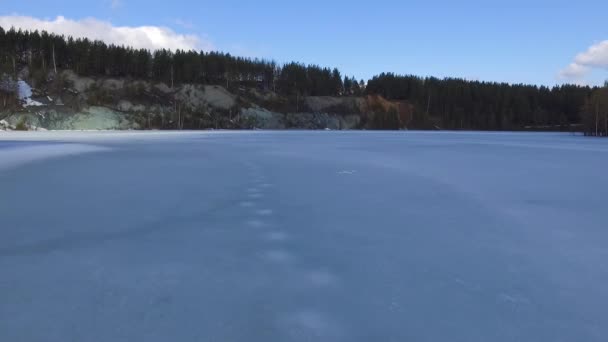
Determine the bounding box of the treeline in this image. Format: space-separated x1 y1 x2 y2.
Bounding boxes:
2 25 607 133
581 83 608 136
366 73 595 130
0 26 362 97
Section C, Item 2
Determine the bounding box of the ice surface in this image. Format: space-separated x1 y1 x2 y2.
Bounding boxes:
0 143 109 170
1 131 608 341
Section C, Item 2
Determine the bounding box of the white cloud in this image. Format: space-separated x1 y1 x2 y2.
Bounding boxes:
0 15 214 52
574 40 608 68
559 63 589 80
560 40 608 81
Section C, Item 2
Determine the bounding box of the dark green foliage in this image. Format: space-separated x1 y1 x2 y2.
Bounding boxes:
0 25 598 131
581 84 608 136
366 73 594 130
86 83 113 105
370 109 400 130
15 117 28 130
0 26 346 97
0 74 18 109
343 76 362 96
277 63 344 97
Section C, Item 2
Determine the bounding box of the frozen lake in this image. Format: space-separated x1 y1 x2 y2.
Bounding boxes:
1 131 607 341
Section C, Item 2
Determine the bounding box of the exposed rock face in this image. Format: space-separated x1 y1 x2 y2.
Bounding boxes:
240 108 361 130
117 100 146 113
62 70 95 93
240 108 285 129
304 96 367 114
2 107 139 131
202 85 237 110
1 70 403 131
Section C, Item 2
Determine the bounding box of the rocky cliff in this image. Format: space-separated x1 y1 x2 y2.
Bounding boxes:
1 70 410 131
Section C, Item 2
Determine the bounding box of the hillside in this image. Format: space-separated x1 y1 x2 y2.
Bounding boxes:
1 26 606 133
0 70 414 131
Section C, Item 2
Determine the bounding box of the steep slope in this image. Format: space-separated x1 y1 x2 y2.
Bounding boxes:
1 70 408 131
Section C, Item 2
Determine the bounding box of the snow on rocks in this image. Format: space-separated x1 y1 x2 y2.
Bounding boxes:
0 119 14 131
17 80 44 107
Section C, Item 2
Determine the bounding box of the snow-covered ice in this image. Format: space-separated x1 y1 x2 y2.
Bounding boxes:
0 143 109 170
1 131 608 341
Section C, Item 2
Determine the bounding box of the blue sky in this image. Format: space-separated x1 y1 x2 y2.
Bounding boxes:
1 0 607 86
